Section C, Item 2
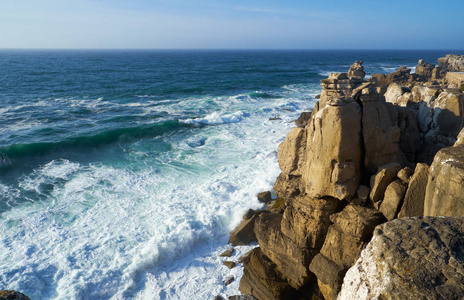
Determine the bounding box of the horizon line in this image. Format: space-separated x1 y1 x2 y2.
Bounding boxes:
1 48 464 52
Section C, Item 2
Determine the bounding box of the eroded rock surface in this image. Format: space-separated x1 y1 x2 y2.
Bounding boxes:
338 217 464 300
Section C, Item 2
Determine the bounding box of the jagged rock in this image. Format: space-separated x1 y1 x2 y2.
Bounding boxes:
432 88 464 137
273 172 303 200
438 54 464 76
397 166 414 184
223 261 237 269
304 98 362 200
384 83 411 107
338 217 464 300
398 163 429 218
369 163 401 204
239 248 299 300
220 248 235 257
379 180 407 220
347 61 366 79
230 210 267 245
281 196 344 250
309 205 386 299
265 197 286 214
215 295 225 300
0 291 30 300
254 213 312 288
360 93 401 173
277 127 307 175
257 191 272 203
415 59 435 79
295 111 312 128
424 137 464 217
224 275 235 286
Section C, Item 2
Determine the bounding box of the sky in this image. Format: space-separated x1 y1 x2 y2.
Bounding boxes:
1 0 463 49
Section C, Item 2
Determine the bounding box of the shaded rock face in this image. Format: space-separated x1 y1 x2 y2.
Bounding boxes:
424 134 464 217
338 217 464 300
347 61 366 79
309 205 386 299
239 248 299 300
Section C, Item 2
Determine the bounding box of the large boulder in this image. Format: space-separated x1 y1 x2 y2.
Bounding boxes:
309 205 386 300
384 83 411 107
338 217 464 300
415 59 435 79
303 98 362 200
432 88 464 137
424 138 464 217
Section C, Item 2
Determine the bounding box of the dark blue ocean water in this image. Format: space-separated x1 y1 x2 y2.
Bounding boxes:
0 49 460 299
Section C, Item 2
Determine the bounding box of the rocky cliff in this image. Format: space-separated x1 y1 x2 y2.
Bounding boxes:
229 55 464 300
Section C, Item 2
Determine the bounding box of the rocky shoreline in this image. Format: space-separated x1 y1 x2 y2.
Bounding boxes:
225 54 464 299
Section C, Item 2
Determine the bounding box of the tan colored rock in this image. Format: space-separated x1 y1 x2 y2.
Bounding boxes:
254 213 312 289
281 196 343 249
384 83 411 106
369 163 401 204
347 61 366 79
397 166 414 184
272 172 303 200
223 261 236 269
356 185 369 202
432 89 464 136
379 180 407 220
303 98 362 200
309 205 386 299
398 163 429 218
424 143 464 217
239 248 299 300
438 54 464 75
229 209 268 245
257 191 272 203
277 127 307 175
265 197 286 214
410 85 440 105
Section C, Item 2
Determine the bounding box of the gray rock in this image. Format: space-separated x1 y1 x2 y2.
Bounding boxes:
339 217 464 300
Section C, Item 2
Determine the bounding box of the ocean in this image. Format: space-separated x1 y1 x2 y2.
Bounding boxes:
0 49 458 299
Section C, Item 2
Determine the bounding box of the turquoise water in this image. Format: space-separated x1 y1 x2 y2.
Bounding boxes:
0 50 459 299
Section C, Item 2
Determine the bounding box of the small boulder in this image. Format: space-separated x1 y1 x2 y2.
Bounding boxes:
220 248 235 257
379 180 407 220
223 261 237 269
397 166 414 184
257 191 272 203
223 275 235 286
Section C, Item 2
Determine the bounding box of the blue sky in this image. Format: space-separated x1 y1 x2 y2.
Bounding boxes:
1 0 463 49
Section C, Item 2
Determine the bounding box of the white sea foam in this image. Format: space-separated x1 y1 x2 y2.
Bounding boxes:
181 111 249 125
0 86 318 299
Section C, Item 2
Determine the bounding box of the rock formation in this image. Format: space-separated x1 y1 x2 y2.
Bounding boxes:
231 55 464 300
338 217 464 300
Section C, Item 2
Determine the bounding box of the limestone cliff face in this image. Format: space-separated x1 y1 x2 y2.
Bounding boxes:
233 56 464 300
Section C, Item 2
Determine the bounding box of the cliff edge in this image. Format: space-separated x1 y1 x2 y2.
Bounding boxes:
230 55 464 300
